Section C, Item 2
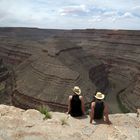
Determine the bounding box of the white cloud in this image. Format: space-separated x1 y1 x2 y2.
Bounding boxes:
89 16 102 22
131 5 140 11
59 4 89 16
131 5 140 17
103 11 118 17
121 12 134 18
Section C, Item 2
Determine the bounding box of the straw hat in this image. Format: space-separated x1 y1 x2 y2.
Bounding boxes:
72 86 81 95
95 92 105 100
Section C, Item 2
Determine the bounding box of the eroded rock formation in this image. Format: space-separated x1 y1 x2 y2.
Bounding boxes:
0 59 12 105
0 27 140 112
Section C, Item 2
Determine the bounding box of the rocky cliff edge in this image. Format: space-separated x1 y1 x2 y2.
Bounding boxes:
0 105 139 140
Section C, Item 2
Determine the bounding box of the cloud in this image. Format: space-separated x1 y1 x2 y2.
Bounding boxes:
59 4 89 16
102 11 118 17
88 10 135 24
131 5 140 17
121 12 134 18
88 16 102 22
0 0 52 26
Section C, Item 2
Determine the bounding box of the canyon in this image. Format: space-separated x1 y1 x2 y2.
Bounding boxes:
0 27 140 113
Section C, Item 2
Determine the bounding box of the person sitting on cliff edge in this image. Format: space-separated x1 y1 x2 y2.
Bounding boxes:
67 86 85 117
90 92 111 124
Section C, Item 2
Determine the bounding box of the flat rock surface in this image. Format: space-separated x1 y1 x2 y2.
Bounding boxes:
0 105 139 140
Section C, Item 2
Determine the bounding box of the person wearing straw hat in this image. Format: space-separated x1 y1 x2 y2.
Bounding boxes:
90 92 111 124
67 86 85 117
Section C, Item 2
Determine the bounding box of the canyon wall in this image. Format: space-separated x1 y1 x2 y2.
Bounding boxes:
0 28 140 112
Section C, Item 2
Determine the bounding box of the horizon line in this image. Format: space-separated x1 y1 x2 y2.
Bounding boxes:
0 26 140 31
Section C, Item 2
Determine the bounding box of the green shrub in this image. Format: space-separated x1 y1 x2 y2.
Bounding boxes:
38 106 52 119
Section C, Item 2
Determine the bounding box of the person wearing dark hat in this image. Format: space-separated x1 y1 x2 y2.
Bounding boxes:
67 86 85 117
90 92 111 124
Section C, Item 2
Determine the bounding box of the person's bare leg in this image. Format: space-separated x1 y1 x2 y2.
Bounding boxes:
79 96 85 115
104 104 111 124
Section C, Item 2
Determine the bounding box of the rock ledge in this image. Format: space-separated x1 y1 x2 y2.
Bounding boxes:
0 105 139 140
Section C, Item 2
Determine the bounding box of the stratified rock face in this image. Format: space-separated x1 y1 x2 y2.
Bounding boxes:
13 39 103 111
89 64 109 91
0 105 140 140
0 59 9 82
0 27 140 112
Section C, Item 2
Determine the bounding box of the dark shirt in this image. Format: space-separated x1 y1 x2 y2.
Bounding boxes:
94 101 104 119
69 95 83 117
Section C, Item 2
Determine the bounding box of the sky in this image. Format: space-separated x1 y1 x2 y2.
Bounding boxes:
0 0 140 30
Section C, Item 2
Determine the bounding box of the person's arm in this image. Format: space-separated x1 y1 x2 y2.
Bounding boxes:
79 96 85 115
67 96 72 114
90 102 95 124
104 103 111 124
